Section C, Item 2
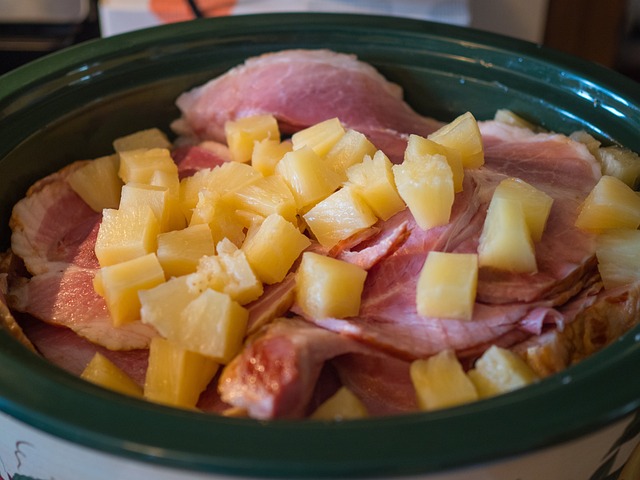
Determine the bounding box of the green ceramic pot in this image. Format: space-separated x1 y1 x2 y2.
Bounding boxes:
0 13 639 480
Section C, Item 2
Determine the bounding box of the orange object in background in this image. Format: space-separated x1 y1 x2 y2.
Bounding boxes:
150 0 236 22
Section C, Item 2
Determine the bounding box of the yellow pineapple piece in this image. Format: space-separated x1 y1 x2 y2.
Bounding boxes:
149 168 187 231
303 185 377 249
467 368 502 398
179 168 215 221
598 146 640 188
144 336 219 409
410 349 478 411
229 174 297 223
404 134 464 193
472 345 539 394
492 178 554 242
81 352 143 398
251 138 292 176
275 146 341 209
242 213 311 284
118 148 177 184
156 223 215 277
493 109 538 131
346 150 406 221
95 205 160 267
113 128 172 152
392 152 454 230
428 111 484 168
190 191 245 247
99 253 165 326
596 229 640 290
208 161 263 195
187 242 263 305
119 182 175 233
67 155 122 212
416 252 478 321
139 275 199 328
295 252 367 319
310 386 368 420
291 117 345 157
224 114 280 163
478 196 537 273
575 175 640 231
324 129 377 180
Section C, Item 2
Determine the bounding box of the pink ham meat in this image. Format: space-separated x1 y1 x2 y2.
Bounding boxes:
172 49 442 161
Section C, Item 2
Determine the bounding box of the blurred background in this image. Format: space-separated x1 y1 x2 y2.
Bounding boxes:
0 0 639 80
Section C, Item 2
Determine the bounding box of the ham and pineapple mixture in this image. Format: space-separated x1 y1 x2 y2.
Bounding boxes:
2 49 640 419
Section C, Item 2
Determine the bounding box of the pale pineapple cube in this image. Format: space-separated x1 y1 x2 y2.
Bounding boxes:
181 289 248 363
242 213 311 284
404 134 464 193
416 252 478 321
275 146 341 209
392 152 454 230
493 178 554 242
113 128 172 152
598 146 640 188
291 117 345 157
119 182 174 233
229 174 297 223
467 368 502 398
478 196 537 273
207 161 263 195
95 206 160 267
67 155 122 212
139 275 199 328
303 185 377 249
144 336 219 409
99 253 165 326
187 245 263 305
410 349 478 411
494 109 539 131
296 252 367 319
310 386 368 420
118 148 177 184
225 114 280 163
473 345 539 394
428 111 484 168
324 129 377 180
570 130 601 157
190 191 245 247
575 175 640 231
251 138 292 176
149 169 187 231
346 150 406 220
596 229 640 290
81 352 143 398
156 224 215 277
180 168 215 221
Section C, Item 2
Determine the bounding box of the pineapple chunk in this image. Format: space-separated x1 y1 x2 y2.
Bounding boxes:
598 146 640 188
144 336 219 409
303 185 377 249
225 114 280 163
494 109 538 131
190 191 245 247
140 275 199 328
346 150 406 221
575 175 640 231
416 252 478 321
275 146 341 209
291 117 345 157
427 111 484 168
473 345 539 394
296 252 367 319
467 368 502 398
187 244 263 305
392 152 454 230
478 196 537 273
404 134 464 193
95 206 160 267
596 229 640 289
410 349 478 411
119 183 174 233
67 155 122 212
310 386 368 420
113 128 172 152
324 129 377 180
81 352 143 398
118 148 177 184
156 224 215 277
207 161 263 195
229 175 297 223
99 253 165 326
492 178 554 242
251 138 292 176
149 169 187 231
242 214 311 284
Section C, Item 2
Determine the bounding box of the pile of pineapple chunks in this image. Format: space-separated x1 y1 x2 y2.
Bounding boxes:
66 108 640 419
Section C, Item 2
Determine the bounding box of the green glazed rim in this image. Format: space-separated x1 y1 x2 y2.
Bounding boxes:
0 13 639 478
